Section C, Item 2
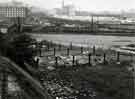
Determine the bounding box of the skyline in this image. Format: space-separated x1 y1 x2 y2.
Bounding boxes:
0 0 135 12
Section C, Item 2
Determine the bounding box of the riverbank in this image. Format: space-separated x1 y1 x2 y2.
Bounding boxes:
28 31 135 37
30 33 135 49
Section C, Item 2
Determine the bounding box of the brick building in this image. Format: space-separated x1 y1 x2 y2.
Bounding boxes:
0 1 28 24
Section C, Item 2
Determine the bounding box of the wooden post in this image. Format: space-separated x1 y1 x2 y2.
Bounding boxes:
17 17 21 33
91 16 94 32
1 68 8 99
55 56 58 66
67 48 70 56
39 42 42 57
39 48 42 57
104 53 106 64
54 48 56 56
88 53 91 65
131 54 133 62
117 52 120 62
50 41 53 47
59 44 61 51
70 42 72 50
81 46 83 54
93 46 95 54
72 55 75 66
36 42 38 55
36 58 40 68
47 44 50 51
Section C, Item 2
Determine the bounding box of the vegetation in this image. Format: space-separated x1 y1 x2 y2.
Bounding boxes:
44 64 133 99
0 33 12 56
9 34 37 69
0 33 37 70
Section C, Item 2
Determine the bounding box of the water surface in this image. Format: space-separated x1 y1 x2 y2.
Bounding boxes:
31 33 135 48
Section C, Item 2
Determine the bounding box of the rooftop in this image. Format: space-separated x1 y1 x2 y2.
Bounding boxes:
0 1 27 7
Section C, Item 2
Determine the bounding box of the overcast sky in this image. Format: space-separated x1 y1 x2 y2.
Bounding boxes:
0 0 135 12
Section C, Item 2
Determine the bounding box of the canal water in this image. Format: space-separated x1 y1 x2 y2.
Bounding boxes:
31 33 135 48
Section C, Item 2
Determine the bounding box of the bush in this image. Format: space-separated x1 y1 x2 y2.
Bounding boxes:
7 34 37 70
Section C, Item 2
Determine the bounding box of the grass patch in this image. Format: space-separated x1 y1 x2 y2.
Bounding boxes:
42 61 133 99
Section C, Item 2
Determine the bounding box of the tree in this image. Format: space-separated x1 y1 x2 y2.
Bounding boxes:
8 34 37 70
0 32 13 56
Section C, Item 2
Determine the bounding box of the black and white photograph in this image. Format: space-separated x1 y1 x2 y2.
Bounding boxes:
0 0 134 99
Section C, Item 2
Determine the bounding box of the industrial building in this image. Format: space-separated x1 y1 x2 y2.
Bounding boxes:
0 1 28 24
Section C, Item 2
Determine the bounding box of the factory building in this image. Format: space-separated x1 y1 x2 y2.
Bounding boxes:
0 1 28 24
